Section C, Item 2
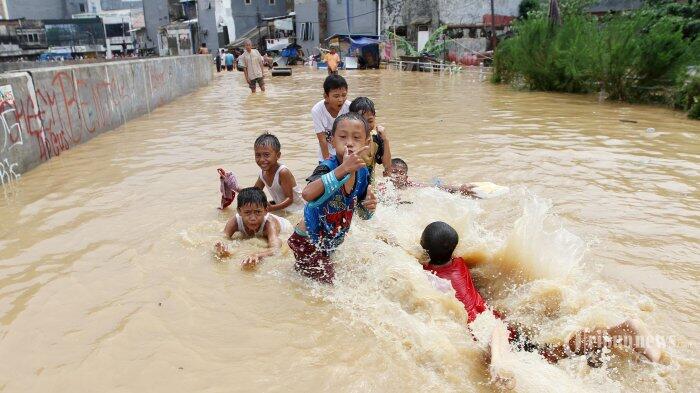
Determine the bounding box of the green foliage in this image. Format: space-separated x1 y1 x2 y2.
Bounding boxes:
387 31 419 56
387 25 450 57
493 1 700 118
519 0 542 19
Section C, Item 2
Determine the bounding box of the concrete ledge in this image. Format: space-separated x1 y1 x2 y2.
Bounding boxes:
0 55 213 187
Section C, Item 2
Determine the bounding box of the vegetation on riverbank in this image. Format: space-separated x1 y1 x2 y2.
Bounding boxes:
493 0 700 118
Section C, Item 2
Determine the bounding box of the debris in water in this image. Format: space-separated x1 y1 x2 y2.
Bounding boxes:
646 127 656 133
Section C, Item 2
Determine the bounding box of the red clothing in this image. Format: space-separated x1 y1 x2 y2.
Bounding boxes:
424 257 487 322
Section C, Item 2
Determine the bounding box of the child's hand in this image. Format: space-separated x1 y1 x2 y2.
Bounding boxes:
339 146 369 174
240 254 260 270
215 242 231 258
362 189 378 212
376 125 388 140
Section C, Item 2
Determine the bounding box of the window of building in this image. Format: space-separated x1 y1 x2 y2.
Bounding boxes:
244 0 251 5
79 3 85 12
269 0 275 4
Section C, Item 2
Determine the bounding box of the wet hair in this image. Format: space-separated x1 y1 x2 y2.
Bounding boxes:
254 132 281 152
391 158 408 171
421 221 459 265
323 74 348 94
331 112 369 137
349 97 376 116
237 187 268 209
201 43 207 47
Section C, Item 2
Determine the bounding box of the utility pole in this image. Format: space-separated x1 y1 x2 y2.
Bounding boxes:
490 0 496 50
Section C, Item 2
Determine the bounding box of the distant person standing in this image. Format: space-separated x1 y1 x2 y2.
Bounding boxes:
224 50 235 71
241 39 265 93
198 43 210 54
324 47 341 75
215 49 223 72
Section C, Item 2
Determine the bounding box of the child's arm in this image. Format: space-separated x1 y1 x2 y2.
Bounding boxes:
302 146 369 203
214 217 240 258
222 215 239 238
312 109 331 160
356 188 377 220
266 168 297 212
240 219 283 268
438 183 478 198
253 177 265 190
315 133 330 160
376 126 392 176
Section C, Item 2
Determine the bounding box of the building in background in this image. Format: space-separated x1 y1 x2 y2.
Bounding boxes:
0 0 68 20
43 17 106 58
73 8 144 55
295 0 378 57
231 0 287 40
0 19 48 60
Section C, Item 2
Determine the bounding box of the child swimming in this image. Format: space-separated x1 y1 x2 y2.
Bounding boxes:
419 221 661 389
390 158 477 197
288 113 378 283
215 187 294 268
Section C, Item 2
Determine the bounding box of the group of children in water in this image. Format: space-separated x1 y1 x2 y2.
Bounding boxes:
214 74 661 389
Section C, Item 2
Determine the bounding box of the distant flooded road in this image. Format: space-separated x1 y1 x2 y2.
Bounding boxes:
0 67 697 392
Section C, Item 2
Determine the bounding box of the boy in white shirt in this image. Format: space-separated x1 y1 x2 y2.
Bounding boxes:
311 74 350 161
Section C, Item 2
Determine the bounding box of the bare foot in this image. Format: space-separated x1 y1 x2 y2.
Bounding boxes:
623 319 661 363
490 364 516 391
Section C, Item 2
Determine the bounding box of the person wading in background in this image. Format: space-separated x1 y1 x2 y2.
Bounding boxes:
241 39 266 93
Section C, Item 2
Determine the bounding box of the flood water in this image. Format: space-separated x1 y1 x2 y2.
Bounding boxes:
0 67 698 392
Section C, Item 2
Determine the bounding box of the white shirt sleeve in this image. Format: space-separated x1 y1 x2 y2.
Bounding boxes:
311 102 326 134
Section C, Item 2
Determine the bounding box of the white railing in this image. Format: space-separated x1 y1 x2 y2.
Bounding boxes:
387 60 493 81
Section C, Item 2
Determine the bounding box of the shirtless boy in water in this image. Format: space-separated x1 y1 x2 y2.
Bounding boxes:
420 221 661 389
215 187 293 268
390 158 477 197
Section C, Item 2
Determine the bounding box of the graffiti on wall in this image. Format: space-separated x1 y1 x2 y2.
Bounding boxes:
0 57 208 191
0 84 22 186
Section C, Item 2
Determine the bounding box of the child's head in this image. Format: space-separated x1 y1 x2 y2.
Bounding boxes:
420 221 458 265
390 158 408 188
331 112 369 160
323 74 348 112
237 187 268 229
349 96 377 131
254 132 281 172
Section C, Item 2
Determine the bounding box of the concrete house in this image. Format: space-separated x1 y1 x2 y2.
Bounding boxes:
294 0 379 56
231 0 287 39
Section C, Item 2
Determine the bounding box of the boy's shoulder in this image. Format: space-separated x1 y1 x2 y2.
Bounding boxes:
311 99 326 113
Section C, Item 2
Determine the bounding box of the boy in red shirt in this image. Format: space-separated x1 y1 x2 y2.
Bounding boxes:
420 222 661 389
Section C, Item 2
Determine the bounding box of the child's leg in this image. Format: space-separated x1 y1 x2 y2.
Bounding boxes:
287 232 334 284
542 319 661 364
487 322 516 390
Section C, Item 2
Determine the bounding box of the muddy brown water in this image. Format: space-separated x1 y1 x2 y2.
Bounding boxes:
0 68 697 392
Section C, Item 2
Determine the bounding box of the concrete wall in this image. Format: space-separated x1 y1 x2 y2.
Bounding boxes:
295 0 320 56
6 0 67 20
197 0 220 54
0 55 212 186
143 0 170 51
382 0 520 30
327 0 377 37
231 0 287 38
